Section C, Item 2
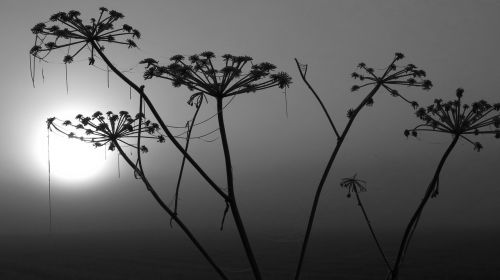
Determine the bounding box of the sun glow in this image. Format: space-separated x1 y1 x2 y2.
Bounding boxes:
35 125 107 183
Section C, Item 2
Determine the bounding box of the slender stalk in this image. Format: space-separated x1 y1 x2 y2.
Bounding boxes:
172 104 202 225
47 128 52 234
91 41 229 201
294 58 340 139
353 187 391 271
216 97 262 280
112 140 229 280
294 83 381 280
389 135 459 280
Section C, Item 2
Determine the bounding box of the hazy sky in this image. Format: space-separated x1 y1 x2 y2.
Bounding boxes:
1 0 500 238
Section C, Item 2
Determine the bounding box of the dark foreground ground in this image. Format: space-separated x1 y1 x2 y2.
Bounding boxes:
0 228 498 279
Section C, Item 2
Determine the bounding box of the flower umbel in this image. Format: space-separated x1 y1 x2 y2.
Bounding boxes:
30 8 140 64
405 88 500 151
340 174 367 198
47 110 164 152
350 52 433 108
141 52 292 99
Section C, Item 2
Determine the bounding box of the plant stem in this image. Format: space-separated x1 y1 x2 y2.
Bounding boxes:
294 83 381 280
91 41 228 201
112 140 229 280
172 104 202 225
353 188 392 272
47 128 52 234
389 135 459 280
294 58 340 139
216 97 262 280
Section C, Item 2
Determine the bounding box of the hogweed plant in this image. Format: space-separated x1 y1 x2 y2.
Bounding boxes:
46 111 229 280
340 174 392 273
30 8 140 92
30 8 229 206
31 9 293 279
142 52 292 280
389 89 500 280
294 53 432 280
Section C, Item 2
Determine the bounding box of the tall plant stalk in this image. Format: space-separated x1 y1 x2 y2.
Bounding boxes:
217 97 262 280
47 127 52 234
389 135 458 280
390 90 500 279
294 54 432 279
142 52 291 280
340 174 392 272
294 84 381 280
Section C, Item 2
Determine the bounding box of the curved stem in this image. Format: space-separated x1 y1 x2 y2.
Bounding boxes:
47 128 52 234
294 83 381 280
216 97 262 280
353 188 392 272
389 135 459 280
294 58 340 138
112 140 229 280
91 41 228 201
172 103 202 225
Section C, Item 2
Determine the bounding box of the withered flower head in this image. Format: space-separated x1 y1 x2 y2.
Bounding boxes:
405 88 500 151
140 52 292 101
47 110 165 152
340 174 367 198
30 8 139 64
350 52 433 108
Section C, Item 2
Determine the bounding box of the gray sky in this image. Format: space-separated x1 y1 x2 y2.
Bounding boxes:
1 0 500 237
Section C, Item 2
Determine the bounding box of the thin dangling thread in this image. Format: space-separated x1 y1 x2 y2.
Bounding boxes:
29 53 35 88
284 88 288 118
65 38 71 94
129 86 132 100
41 59 45 84
47 128 52 234
30 36 38 88
107 65 110 88
117 153 121 178
65 63 69 94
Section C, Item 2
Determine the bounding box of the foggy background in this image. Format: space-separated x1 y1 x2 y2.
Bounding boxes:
0 0 499 275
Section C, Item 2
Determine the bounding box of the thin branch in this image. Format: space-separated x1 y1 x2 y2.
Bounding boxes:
295 58 340 138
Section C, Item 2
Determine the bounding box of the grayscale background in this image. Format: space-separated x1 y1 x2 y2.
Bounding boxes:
0 0 499 279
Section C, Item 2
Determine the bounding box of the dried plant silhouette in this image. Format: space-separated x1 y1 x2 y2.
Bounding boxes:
340 174 392 273
30 8 228 203
31 7 499 280
46 111 229 279
30 8 231 279
389 89 500 279
141 52 292 280
294 53 432 280
30 8 292 280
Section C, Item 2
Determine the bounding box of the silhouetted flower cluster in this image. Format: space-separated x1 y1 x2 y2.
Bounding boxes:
30 7 139 64
340 174 367 198
140 52 292 100
47 110 164 152
350 52 433 109
405 88 500 151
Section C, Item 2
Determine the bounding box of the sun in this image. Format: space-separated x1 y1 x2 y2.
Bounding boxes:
35 123 107 183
